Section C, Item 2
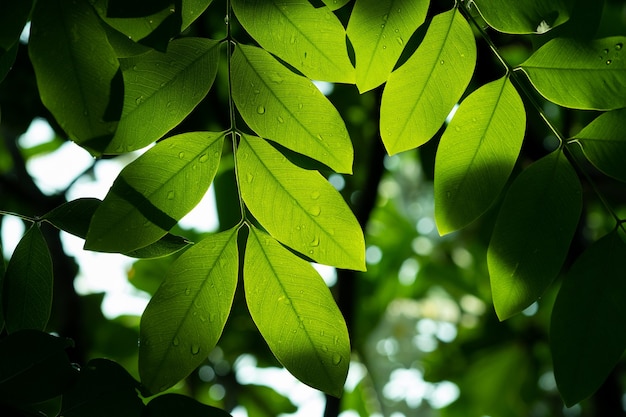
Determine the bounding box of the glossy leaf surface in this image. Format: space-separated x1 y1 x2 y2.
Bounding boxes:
488 151 582 320
237 134 366 271
231 0 355 83
381 8 476 154
231 44 353 174
139 228 239 394
347 0 429 92
520 36 626 110
551 230 626 406
473 0 572 34
244 226 350 397
85 132 223 253
434 77 525 235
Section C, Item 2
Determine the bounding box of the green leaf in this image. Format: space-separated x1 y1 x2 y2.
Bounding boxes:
473 0 572 34
488 150 582 320
231 44 353 174
347 0 429 92
231 0 355 83
244 226 350 397
0 42 18 83
551 230 626 406
3 225 53 333
145 394 232 417
237 134 365 271
321 0 350 10
381 8 476 154
139 228 239 394
238 385 297 416
572 108 626 182
85 132 223 253
29 0 119 151
106 38 220 153
434 76 525 235
0 0 34 51
520 36 626 110
123 234 191 259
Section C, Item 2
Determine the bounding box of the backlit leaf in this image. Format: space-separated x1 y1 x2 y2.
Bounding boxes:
106 38 220 153
551 230 626 406
434 76 525 235
488 150 582 320
231 44 353 174
244 226 350 397
520 37 626 110
231 0 355 83
321 0 350 10
237 134 365 271
3 225 53 333
572 108 626 182
473 0 572 34
85 131 224 253
139 228 239 394
29 0 119 153
381 8 476 154
347 0 429 92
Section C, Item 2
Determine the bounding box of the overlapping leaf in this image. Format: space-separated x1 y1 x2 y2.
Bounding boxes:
139 228 239 394
85 132 224 253
434 76 525 235
473 0 572 34
551 230 626 406
231 0 355 83
488 150 582 320
572 108 626 182
347 0 429 92
231 44 353 174
0 0 33 81
106 38 220 153
244 226 350 397
3 225 53 333
29 0 119 153
381 8 476 154
322 0 350 10
237 134 365 271
520 36 626 110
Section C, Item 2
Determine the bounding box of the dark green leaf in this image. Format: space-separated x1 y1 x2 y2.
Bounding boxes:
123 234 191 258
139 228 239 394
3 225 53 333
321 0 350 10
0 42 18 84
145 394 232 417
0 0 34 51
238 384 297 416
42 198 101 238
488 150 582 320
473 0 572 34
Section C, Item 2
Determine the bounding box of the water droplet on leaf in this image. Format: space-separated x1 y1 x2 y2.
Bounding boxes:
606 59 612 65
167 191 175 200
256 105 266 114
332 353 342 365
178 151 185 159
616 43 623 51
246 173 254 183
172 337 180 346
277 116 284 123
199 154 209 163
311 191 320 200
191 344 201 355
310 206 321 216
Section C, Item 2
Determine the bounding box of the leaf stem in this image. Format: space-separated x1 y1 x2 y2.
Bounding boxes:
0 210 37 223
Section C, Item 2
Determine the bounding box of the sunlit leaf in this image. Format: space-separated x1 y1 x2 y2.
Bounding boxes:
231 0 355 83
146 394 232 417
321 0 350 10
237 134 365 271
347 0 428 92
551 230 626 406
488 150 582 320
381 8 476 154
3 225 53 333
85 132 223 253
244 226 350 397
231 44 353 174
434 76 525 235
520 36 626 110
473 0 572 34
29 0 119 153
106 38 220 153
139 228 239 394
572 108 626 182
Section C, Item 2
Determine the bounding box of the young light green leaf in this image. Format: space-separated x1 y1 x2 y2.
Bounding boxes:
3 225 53 333
29 0 119 154
139 228 239 395
434 76 525 235
520 36 626 110
473 0 572 34
231 0 355 83
237 135 365 271
106 38 220 153
551 230 626 406
488 150 582 320
231 44 353 174
381 8 476 154
85 132 224 253
572 108 626 182
321 0 350 10
347 0 429 92
244 226 350 397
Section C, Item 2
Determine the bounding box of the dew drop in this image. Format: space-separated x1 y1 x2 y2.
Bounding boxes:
311 191 320 200
132 65 139 71
606 59 612 65
191 344 201 355
166 190 175 200
616 43 623 50
184 287 191 295
310 206 321 216
382 45 387 49
603 48 610 54
209 313 217 323
298 103 304 110
440 60 445 65
310 236 320 247
172 337 180 347
246 173 254 183
256 105 266 114
317 134 324 141
253 89 260 95
269 73 284 84
135 96 144 104
277 116 284 123
290 35 297 44
382 13 389 22
332 353 342 365
396 37 404 46
278 295 291 305
199 154 209 163
454 126 461 132
178 151 185 159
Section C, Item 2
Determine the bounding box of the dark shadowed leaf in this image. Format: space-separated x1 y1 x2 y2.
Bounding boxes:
473 0 572 34
145 394 232 417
